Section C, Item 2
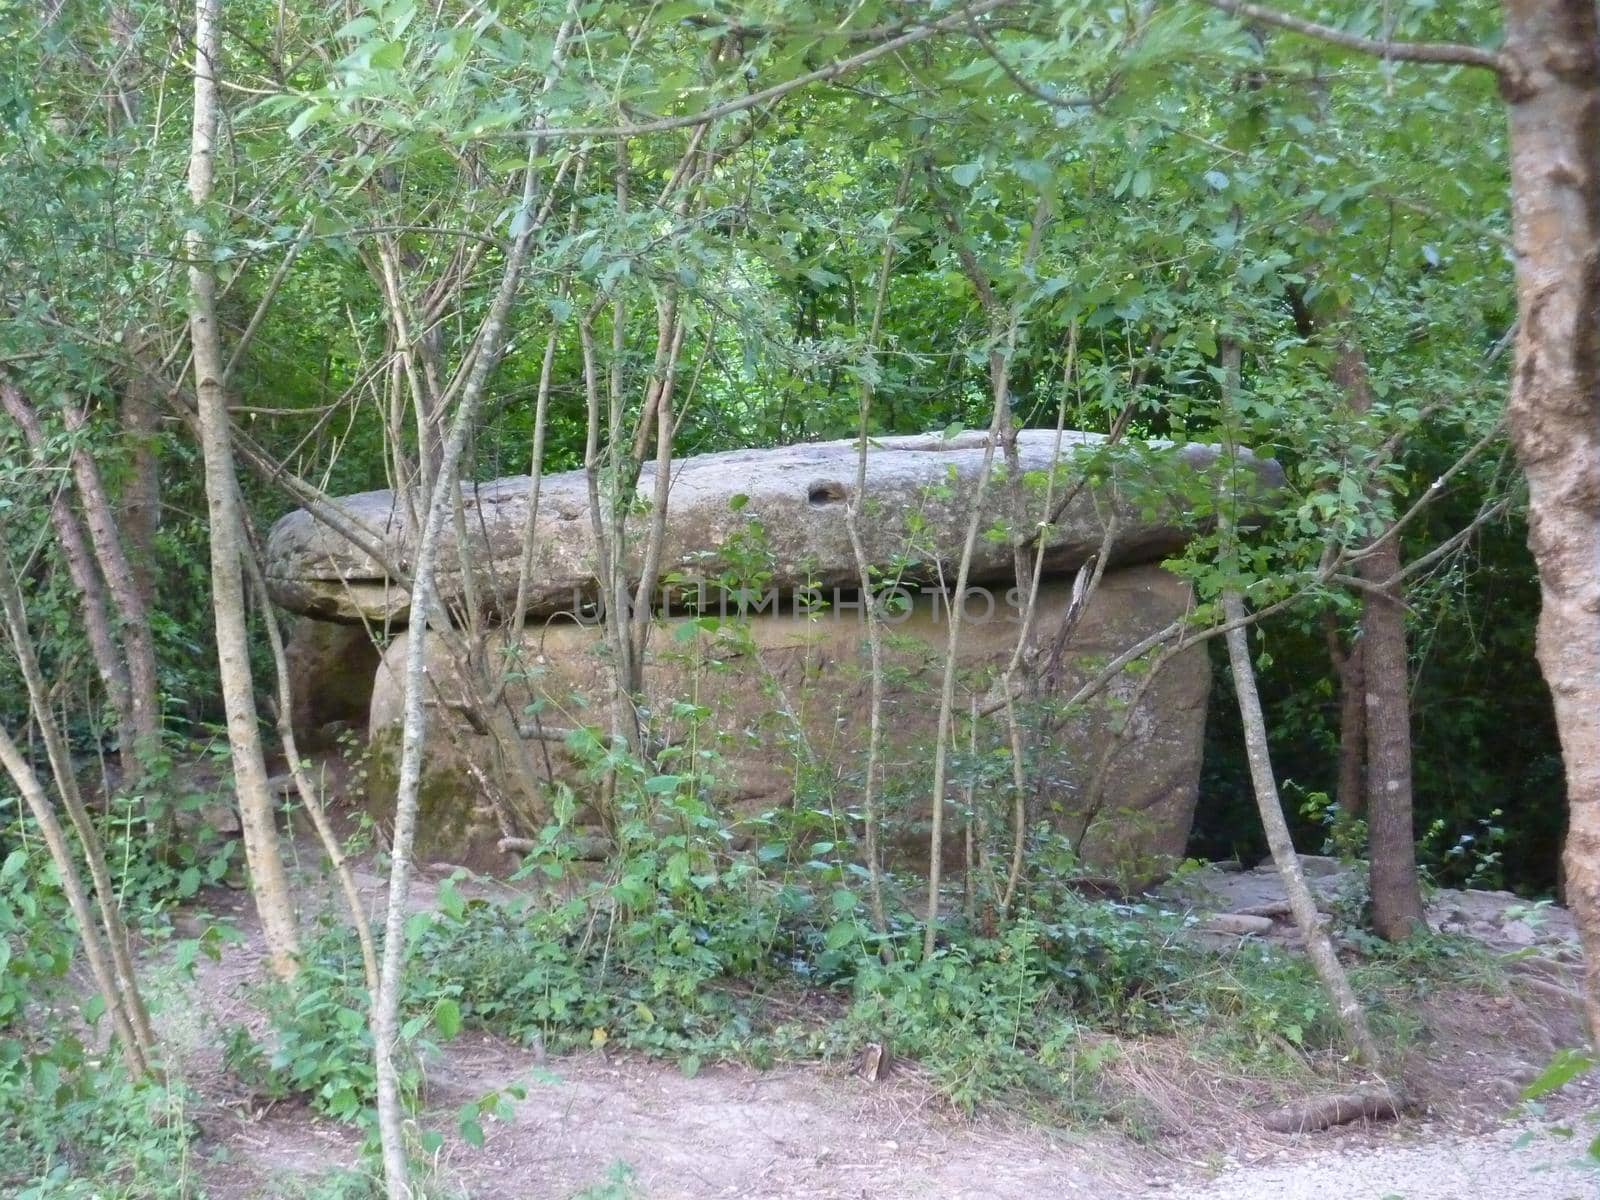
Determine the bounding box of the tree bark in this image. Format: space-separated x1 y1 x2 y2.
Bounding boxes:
1332 344 1425 940
1224 593 1384 1067
1499 0 1600 1043
61 402 162 772
1325 618 1367 818
186 0 300 980
118 368 162 609
0 380 138 778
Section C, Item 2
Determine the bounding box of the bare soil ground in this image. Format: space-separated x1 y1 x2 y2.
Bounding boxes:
161 851 1600 1200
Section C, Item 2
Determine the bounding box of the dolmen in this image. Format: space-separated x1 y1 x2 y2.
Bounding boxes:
265 430 1281 887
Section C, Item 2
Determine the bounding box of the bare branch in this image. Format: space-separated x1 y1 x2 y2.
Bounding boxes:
1200 0 1503 71
519 0 1014 141
968 26 1106 109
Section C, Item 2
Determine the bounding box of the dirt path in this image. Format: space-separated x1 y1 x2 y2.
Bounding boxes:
197 1038 1600 1200
178 849 1598 1199
201 1038 1149 1198
1177 1121 1599 1200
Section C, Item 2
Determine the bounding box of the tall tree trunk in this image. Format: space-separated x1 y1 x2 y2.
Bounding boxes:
1331 343 1425 939
61 403 162 773
1225 593 1385 1067
1499 0 1600 1042
186 0 300 980
0 380 138 778
118 369 162 609
1325 618 1367 818
0 540 158 1065
1219 339 1383 1069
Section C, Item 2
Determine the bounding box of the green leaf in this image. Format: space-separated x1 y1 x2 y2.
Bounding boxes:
950 161 982 188
435 998 463 1039
1523 1049 1595 1098
334 15 378 39
405 911 434 942
369 41 407 71
287 102 332 141
0 849 26 882
438 876 466 921
1011 158 1053 187
824 920 857 951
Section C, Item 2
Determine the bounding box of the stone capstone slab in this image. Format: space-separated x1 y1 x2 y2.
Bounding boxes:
265 430 1280 625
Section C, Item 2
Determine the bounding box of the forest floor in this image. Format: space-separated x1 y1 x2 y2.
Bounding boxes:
159 847 1600 1200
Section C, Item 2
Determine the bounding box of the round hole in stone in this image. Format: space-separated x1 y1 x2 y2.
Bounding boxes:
807 480 848 508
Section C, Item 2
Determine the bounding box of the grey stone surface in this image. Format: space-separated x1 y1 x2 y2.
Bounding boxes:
266 430 1281 625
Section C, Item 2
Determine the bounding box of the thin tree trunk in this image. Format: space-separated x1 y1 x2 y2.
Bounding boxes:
1224 591 1384 1067
842 163 910 941
241 523 380 999
119 368 162 609
0 724 149 1077
1332 344 1424 939
370 1 577 1169
1219 337 1382 1067
1325 617 1366 819
1499 0 1600 1043
61 403 162 770
0 539 157 1067
0 380 137 778
372 214 537 1196
185 0 301 981
1356 557 1423 937
922 191 1047 956
625 298 685 695
999 329 1078 915
923 361 1009 960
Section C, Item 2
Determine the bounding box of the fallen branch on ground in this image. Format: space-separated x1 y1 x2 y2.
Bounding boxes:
1260 1086 1402 1133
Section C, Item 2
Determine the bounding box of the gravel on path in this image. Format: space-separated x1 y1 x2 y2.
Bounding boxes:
1170 1122 1598 1200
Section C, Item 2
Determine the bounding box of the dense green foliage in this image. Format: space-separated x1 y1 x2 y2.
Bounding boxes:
0 0 1557 894
0 0 1580 1193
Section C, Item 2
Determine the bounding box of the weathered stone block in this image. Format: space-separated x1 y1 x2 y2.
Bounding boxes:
365 565 1208 885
